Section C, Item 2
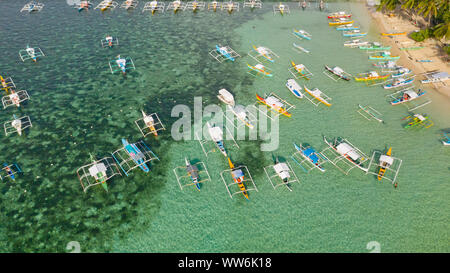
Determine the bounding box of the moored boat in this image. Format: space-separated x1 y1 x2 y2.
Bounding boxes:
329 18 353 26
383 77 414 89
377 147 393 181
256 93 292 117
390 88 426 105
303 85 332 107
285 79 303 99
324 65 350 81
369 51 400 60
293 29 312 40
227 157 249 199
293 143 325 172
327 11 351 19
354 71 389 82
359 42 391 51
217 88 235 106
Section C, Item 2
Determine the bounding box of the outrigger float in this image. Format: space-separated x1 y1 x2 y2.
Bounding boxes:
303 85 332 107
264 157 299 192
328 11 351 19
354 71 389 82
344 39 369 48
221 1 239 13
247 63 273 77
95 0 119 11
196 122 239 157
75 1 93 12
0 163 22 181
120 0 139 9
369 51 400 61
359 42 391 51
21 1 44 13
4 115 32 136
209 44 240 63
19 45 45 62
77 154 122 193
101 36 119 48
134 110 165 137
208 1 219 11
166 0 186 12
383 77 414 89
220 157 258 200
321 136 369 175
343 30 367 38
2 90 30 109
0 76 16 93
293 29 312 40
291 142 326 173
329 18 354 26
323 65 351 81
402 113 433 129
289 61 313 80
248 45 279 63
173 158 211 191
186 1 206 12
273 2 289 15
293 43 310 54
109 55 135 75
142 1 165 14
357 104 383 123
366 148 402 188
243 0 262 9
285 79 304 99
254 93 294 119
111 139 159 176
442 133 450 146
387 87 431 111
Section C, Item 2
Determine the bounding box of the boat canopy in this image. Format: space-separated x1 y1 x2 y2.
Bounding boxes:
334 67 344 74
379 155 394 165
413 114 426 121
369 71 379 77
208 126 223 142
88 163 107 177
265 96 284 107
231 169 244 178
218 88 234 104
404 90 418 98
273 163 291 180
336 143 361 161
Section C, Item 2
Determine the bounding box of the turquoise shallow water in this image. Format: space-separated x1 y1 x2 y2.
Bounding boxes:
0 1 449 252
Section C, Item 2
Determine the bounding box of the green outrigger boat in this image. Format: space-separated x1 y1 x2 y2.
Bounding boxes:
359 42 391 51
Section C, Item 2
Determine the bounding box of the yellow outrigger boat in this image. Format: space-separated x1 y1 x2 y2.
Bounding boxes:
377 147 392 180
329 18 354 26
382 32 406 36
228 157 249 199
354 71 390 82
256 93 292 117
290 61 310 80
303 86 332 107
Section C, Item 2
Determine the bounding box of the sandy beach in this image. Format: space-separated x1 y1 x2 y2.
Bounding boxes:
367 6 450 98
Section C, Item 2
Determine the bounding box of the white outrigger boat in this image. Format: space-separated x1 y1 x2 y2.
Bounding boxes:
207 122 227 157
293 43 310 54
101 36 119 48
4 115 32 136
95 0 119 11
421 71 450 84
264 158 299 191
286 79 303 99
120 0 139 9
383 77 414 89
227 105 255 129
167 0 187 12
19 45 45 62
273 2 289 15
321 137 368 174
303 85 332 107
208 1 220 11
344 39 369 48
142 1 165 14
217 88 235 106
186 1 206 12
2 90 30 109
243 0 262 9
109 55 135 75
221 1 239 13
135 110 165 137
21 1 44 12
391 67 412 78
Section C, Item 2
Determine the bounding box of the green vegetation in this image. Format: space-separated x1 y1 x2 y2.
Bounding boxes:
378 0 450 42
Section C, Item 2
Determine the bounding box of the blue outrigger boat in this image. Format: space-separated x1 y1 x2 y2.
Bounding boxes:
343 30 367 37
1 163 22 181
443 133 450 146
293 29 312 40
122 139 149 173
216 45 235 62
336 25 359 31
292 143 325 172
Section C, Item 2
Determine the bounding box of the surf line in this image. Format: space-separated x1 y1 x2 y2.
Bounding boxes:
178 257 213 271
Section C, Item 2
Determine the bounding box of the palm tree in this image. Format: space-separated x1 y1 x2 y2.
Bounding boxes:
416 0 439 27
433 21 450 40
377 0 400 11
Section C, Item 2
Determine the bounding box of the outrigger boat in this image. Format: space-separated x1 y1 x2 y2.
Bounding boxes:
95 0 119 11
421 71 450 84
109 55 135 75
141 110 158 136
1 163 22 181
344 39 369 48
324 65 351 81
88 153 109 192
336 24 360 31
392 67 412 78
167 0 186 13
208 1 219 11
2 90 30 109
217 88 235 106
207 122 227 157
120 0 139 9
318 0 326 11
4 115 32 136
303 85 332 106
121 139 150 172
293 43 310 53
228 105 254 129
243 0 262 9
359 42 391 51
185 158 201 190
290 61 312 80
369 51 400 61
142 1 165 14
373 60 399 70
381 32 406 36
186 1 205 12
403 113 433 129
293 143 325 172
101 36 119 48
323 137 368 172
256 93 292 117
76 1 93 12
216 45 235 61
20 1 44 12
293 29 312 40
0 75 16 92
19 45 44 62
247 63 273 77
328 11 351 19
442 133 450 146
343 30 367 37
354 71 389 82
251 45 277 63
377 147 393 181
273 2 289 15
383 77 414 89
329 18 354 26
227 157 249 200
285 79 303 99
389 88 426 105
221 1 239 13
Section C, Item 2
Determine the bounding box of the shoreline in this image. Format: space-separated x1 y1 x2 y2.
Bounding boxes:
365 5 450 99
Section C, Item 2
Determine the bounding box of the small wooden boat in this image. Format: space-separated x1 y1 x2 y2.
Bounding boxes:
329 18 353 26
336 24 359 31
293 143 325 172
324 65 351 81
227 157 248 200
442 133 450 146
217 88 235 106
377 147 393 181
369 51 400 60
391 67 412 78
400 46 424 51
293 29 312 40
89 153 108 192
383 77 414 89
381 32 406 36
359 42 391 51
403 114 433 129
327 11 351 19
247 63 273 77
293 43 309 53
291 61 310 80
303 85 331 107
256 93 292 117
185 157 201 190
344 39 369 48
343 30 367 37
390 88 425 105
354 71 389 82
285 79 303 99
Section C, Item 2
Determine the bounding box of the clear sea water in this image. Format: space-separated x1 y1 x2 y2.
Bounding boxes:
0 0 448 252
